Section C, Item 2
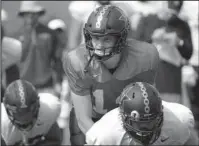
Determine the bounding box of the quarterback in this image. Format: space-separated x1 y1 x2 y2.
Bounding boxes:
1 80 62 146
86 82 199 145
63 4 159 138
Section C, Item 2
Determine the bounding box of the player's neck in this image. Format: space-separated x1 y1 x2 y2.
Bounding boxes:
102 53 121 70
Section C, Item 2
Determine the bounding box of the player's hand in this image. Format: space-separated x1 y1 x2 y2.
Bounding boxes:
162 31 181 47
151 27 165 42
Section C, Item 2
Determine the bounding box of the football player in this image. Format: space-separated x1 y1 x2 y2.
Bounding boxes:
1 80 62 146
86 82 199 145
63 5 159 144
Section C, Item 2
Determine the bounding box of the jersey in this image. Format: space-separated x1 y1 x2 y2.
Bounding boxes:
1 93 61 145
63 38 159 119
86 101 197 145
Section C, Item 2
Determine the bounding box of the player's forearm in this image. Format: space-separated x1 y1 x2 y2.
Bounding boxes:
71 92 94 134
62 119 71 145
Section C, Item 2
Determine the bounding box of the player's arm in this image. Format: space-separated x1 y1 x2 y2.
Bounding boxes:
62 51 94 134
71 91 94 134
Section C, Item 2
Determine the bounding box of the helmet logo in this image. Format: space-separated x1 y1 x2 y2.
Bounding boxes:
131 110 140 121
119 15 126 22
18 81 27 108
137 82 150 114
96 5 111 29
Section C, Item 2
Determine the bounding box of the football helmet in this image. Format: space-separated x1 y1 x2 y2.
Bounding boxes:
117 82 163 145
84 5 130 61
3 80 40 131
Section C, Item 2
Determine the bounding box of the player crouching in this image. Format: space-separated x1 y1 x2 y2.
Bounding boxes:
1 79 62 146
86 82 199 145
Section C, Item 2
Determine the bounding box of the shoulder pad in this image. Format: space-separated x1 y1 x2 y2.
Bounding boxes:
64 44 88 73
115 39 159 80
155 101 192 145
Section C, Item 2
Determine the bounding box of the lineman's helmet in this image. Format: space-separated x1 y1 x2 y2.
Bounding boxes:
3 80 40 131
117 82 163 145
84 5 130 61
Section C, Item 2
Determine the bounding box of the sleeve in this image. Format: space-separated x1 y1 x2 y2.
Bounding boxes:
62 50 93 96
133 44 159 85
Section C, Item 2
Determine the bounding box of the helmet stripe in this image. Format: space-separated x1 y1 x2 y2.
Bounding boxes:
136 82 150 114
17 80 28 108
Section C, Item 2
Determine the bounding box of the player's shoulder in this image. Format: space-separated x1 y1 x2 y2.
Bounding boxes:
86 108 124 145
38 93 61 122
115 39 159 80
155 101 193 145
63 44 88 72
127 38 158 57
127 38 159 67
87 108 120 134
162 101 194 128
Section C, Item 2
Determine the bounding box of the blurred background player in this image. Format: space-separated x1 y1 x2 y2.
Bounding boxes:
1 9 22 101
180 1 199 135
136 1 193 104
63 5 159 145
1 80 62 146
13 1 62 95
48 18 71 145
86 82 199 145
47 18 68 97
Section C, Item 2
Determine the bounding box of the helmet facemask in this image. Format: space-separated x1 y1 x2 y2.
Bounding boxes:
119 101 163 145
122 111 163 145
84 27 128 62
117 82 164 145
5 98 40 131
